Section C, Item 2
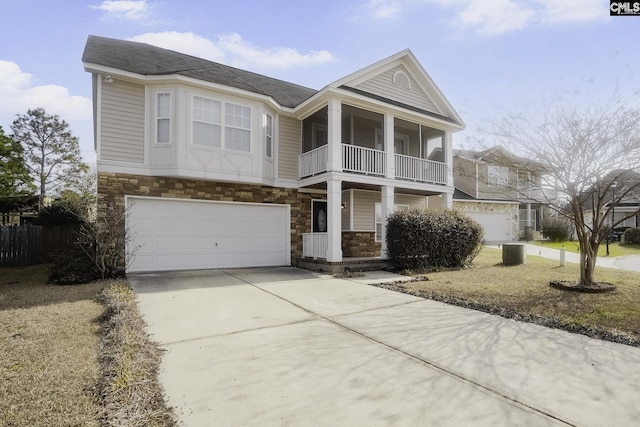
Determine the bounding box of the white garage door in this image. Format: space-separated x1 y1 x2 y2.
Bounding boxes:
127 197 290 272
467 212 512 242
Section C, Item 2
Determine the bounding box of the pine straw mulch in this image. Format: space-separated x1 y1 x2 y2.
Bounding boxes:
96 281 177 427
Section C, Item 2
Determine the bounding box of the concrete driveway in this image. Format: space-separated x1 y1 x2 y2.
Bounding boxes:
130 268 640 426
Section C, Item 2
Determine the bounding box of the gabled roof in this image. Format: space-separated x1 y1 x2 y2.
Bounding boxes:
454 146 548 172
325 49 464 128
82 35 318 108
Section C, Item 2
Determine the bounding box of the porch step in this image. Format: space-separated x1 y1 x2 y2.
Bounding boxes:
296 257 391 274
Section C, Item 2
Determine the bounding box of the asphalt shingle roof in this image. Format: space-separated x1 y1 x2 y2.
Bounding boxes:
82 35 318 108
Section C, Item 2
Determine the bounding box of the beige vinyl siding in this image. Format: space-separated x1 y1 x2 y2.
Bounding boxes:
396 194 428 209
278 115 301 180
353 65 439 114
350 190 428 230
352 190 378 230
100 80 145 163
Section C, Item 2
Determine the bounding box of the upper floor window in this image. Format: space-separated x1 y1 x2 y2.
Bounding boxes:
156 93 171 144
265 113 273 159
193 96 222 147
488 165 509 187
192 96 251 152
312 123 327 149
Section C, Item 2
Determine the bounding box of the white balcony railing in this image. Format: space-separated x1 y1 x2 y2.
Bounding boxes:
342 144 386 176
302 233 327 259
299 144 448 186
395 154 447 185
299 145 328 178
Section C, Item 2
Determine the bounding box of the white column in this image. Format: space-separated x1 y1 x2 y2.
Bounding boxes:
526 203 532 230
443 131 454 209
326 178 343 262
384 113 395 179
380 185 395 259
327 98 342 172
442 192 453 209
444 131 454 188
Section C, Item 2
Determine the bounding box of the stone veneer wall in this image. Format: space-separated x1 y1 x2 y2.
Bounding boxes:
97 172 316 264
341 232 381 257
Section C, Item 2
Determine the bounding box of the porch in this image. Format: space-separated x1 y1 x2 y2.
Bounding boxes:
298 102 451 186
299 143 447 184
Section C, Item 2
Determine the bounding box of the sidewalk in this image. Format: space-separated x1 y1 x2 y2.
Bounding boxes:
492 243 640 273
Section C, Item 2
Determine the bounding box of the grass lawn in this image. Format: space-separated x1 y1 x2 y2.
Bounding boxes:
531 240 640 257
0 264 103 427
396 247 640 344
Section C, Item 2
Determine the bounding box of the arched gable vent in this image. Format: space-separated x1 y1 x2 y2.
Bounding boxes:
392 70 411 90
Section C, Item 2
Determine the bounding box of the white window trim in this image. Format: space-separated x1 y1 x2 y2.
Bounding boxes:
393 70 411 90
375 203 409 242
488 165 509 188
394 134 409 156
190 94 252 153
264 112 273 160
155 92 172 144
312 123 328 149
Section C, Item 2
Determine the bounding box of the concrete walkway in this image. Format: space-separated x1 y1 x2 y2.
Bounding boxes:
130 268 640 427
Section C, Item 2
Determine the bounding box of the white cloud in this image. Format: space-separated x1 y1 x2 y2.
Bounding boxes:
91 0 150 21
453 0 535 36
538 0 604 25
0 60 94 161
130 31 335 70
365 0 607 36
367 0 404 19
0 61 91 120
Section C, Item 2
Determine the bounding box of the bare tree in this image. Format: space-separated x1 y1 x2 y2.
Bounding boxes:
10 108 87 209
483 91 640 287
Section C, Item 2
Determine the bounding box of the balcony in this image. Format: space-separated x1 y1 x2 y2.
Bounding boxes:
299 144 447 185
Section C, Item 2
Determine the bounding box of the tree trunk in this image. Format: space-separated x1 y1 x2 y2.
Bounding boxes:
578 236 598 286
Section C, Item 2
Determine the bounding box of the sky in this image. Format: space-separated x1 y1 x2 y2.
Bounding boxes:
0 0 638 163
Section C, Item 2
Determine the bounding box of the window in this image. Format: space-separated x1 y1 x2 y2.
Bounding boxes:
193 96 222 147
191 96 251 152
312 123 328 149
488 165 509 187
375 203 409 242
264 113 273 159
519 209 537 231
225 103 251 152
156 93 171 144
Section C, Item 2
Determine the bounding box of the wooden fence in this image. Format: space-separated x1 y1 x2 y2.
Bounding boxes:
0 224 80 266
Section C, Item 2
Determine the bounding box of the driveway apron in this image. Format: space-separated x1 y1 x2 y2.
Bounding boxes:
129 268 640 426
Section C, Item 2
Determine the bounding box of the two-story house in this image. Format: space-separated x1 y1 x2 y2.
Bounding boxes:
452 147 547 242
82 36 464 273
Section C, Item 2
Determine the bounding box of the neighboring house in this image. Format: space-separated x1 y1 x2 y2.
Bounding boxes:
82 36 464 273
452 147 548 242
583 169 640 235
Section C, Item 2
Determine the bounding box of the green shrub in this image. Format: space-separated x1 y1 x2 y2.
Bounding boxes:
386 208 484 271
623 227 640 244
542 216 572 242
35 199 85 226
49 244 100 285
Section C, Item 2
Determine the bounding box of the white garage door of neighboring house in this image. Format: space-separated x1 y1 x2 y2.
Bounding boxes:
127 197 290 273
467 212 512 243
